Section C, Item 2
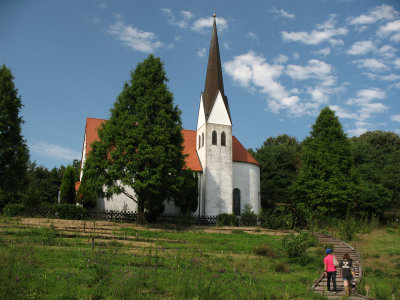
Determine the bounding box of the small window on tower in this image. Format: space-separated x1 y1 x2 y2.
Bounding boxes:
221 132 226 146
212 131 217 145
202 132 204 147
198 135 201 149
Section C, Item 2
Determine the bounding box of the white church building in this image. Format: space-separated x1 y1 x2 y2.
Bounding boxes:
78 15 260 216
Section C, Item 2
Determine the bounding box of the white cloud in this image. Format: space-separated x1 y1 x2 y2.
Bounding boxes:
273 54 288 64
293 52 300 59
347 88 385 105
315 47 331 56
223 42 231 50
395 58 400 68
108 18 165 53
286 59 335 86
271 7 295 19
352 58 388 72
161 8 194 29
223 51 302 114
381 74 400 81
379 45 397 59
378 20 400 42
99 2 107 10
197 48 206 57
346 40 376 55
30 140 81 161
392 115 400 122
192 17 228 33
347 127 368 137
348 4 398 27
282 15 347 45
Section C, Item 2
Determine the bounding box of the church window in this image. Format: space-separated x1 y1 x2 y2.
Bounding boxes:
221 132 226 146
212 131 217 145
202 132 204 147
198 135 201 149
233 188 241 216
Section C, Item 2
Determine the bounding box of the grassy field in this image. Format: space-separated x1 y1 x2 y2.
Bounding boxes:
0 217 398 299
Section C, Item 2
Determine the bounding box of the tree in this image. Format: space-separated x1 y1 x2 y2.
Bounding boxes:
291 107 359 220
0 65 29 209
351 131 400 214
252 135 300 209
60 165 76 204
83 55 186 223
173 169 198 215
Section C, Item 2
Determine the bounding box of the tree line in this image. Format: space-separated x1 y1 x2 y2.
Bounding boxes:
1 58 399 225
250 108 400 224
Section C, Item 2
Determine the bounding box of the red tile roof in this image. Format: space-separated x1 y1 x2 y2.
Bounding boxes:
82 118 259 175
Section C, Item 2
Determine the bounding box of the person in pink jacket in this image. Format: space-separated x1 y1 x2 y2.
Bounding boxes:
323 248 337 293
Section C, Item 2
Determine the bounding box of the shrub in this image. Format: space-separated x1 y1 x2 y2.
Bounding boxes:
253 243 276 257
274 262 290 273
281 232 317 261
2 203 24 217
240 204 258 226
55 204 85 220
259 206 292 229
217 213 238 226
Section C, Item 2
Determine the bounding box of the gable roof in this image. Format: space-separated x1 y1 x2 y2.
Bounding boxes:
82 118 259 173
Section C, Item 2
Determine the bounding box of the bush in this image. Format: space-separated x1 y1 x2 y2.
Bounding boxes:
274 262 290 273
2 203 24 217
55 204 85 220
240 204 258 226
259 206 292 229
281 232 318 262
253 243 276 257
217 213 238 226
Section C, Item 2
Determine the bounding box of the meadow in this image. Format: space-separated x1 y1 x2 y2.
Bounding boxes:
0 216 399 299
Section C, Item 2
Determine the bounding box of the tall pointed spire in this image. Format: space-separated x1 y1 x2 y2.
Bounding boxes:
202 14 231 121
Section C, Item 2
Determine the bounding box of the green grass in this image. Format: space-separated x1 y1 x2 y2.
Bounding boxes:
0 217 324 299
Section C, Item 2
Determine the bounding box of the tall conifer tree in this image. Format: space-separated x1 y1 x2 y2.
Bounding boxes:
292 107 359 219
83 55 186 223
0 65 29 209
60 165 76 204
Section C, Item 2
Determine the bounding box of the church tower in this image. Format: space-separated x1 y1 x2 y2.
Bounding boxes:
196 14 233 216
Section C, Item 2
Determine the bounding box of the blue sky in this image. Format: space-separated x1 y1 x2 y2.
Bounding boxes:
1 0 400 169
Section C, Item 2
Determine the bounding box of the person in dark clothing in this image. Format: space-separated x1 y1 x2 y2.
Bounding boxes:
339 253 355 296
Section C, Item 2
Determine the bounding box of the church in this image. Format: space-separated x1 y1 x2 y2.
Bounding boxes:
78 15 260 216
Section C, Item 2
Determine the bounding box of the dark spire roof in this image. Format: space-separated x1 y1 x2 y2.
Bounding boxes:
202 15 231 122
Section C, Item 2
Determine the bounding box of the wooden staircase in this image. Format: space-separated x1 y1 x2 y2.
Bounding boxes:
312 233 372 299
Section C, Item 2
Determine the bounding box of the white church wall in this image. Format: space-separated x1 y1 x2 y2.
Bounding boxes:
233 162 260 214
80 133 87 181
204 123 233 216
207 92 232 126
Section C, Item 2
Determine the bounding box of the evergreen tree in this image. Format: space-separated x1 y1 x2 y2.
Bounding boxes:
252 135 300 209
83 55 186 223
0 65 29 209
291 107 359 220
60 165 76 204
173 169 198 215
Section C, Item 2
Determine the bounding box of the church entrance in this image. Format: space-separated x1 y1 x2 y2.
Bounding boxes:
233 188 241 216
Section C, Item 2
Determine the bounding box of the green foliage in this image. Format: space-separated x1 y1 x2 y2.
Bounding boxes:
351 131 400 214
76 176 98 209
173 169 198 215
0 65 29 210
274 261 290 273
291 107 359 220
2 203 24 217
216 213 238 226
83 55 186 223
259 206 293 229
60 166 76 204
282 232 318 262
240 204 258 226
252 134 300 209
55 204 85 220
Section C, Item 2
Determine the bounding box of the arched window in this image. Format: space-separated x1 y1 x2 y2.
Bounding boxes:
198 135 201 149
212 130 217 145
233 188 241 216
221 132 226 146
202 132 204 147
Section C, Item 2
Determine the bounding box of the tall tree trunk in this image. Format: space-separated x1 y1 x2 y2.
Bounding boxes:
137 198 145 225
